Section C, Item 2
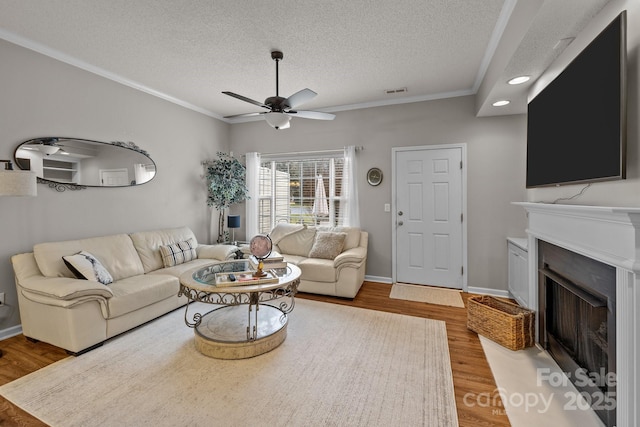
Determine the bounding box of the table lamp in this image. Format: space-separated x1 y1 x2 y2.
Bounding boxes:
0 160 37 197
0 160 37 358
227 215 241 245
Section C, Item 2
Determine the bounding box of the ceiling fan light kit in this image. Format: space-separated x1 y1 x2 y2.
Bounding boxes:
265 112 291 130
38 145 61 156
223 50 335 129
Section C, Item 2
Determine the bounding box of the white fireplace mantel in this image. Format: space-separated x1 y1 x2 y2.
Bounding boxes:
514 202 640 427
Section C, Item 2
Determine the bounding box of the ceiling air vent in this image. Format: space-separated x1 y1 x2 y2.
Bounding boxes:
384 87 407 95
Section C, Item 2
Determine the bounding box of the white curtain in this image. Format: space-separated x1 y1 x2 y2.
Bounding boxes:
245 152 261 238
340 146 360 227
133 163 155 185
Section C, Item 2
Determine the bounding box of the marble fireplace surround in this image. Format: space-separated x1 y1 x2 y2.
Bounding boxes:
514 202 640 427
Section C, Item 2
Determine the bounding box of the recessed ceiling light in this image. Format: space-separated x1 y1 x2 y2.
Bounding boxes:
493 100 510 107
508 76 530 85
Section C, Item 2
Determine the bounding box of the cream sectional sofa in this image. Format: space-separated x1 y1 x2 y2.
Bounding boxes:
267 223 368 298
11 226 237 354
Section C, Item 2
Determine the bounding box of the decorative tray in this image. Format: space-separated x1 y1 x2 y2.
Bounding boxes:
214 270 279 287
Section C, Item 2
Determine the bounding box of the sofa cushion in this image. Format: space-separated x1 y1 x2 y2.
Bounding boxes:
269 223 306 245
308 232 346 260
106 274 179 318
317 226 361 250
34 234 145 281
197 244 238 260
129 226 198 273
63 251 114 285
277 227 317 257
149 258 217 279
298 258 337 283
159 238 197 267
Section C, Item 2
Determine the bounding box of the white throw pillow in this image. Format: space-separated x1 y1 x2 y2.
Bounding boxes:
308 232 347 260
317 226 361 250
63 251 114 285
159 238 197 267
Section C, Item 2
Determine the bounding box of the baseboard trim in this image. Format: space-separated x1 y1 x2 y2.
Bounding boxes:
467 286 510 298
0 324 23 341
364 275 392 284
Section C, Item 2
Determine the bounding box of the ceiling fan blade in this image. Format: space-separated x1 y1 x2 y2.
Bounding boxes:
287 110 336 120
285 88 317 109
223 112 266 119
222 91 271 110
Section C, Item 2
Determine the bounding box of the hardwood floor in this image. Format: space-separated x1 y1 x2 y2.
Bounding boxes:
0 281 510 427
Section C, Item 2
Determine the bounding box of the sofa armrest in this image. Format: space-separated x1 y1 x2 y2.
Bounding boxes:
197 244 238 260
334 246 367 268
18 276 114 301
20 288 109 309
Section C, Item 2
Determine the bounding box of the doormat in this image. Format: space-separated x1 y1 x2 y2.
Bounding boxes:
390 283 465 308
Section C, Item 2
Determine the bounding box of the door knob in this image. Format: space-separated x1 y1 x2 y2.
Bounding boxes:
398 221 404 226
398 211 403 216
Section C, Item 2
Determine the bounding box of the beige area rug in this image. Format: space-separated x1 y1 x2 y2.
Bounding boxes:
390 283 465 308
0 299 458 427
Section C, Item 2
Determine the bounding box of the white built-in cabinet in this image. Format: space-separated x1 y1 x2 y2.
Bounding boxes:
42 159 78 183
507 237 529 308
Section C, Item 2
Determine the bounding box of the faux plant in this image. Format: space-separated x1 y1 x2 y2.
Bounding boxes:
204 152 249 243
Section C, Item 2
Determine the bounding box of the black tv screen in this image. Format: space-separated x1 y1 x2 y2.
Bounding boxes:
526 11 627 188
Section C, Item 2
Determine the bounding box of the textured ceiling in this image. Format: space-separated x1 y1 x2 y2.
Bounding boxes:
0 0 611 122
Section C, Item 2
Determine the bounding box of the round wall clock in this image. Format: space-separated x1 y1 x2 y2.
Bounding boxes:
367 167 383 186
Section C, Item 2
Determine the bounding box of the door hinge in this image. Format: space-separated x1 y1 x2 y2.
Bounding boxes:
461 266 464 275
460 161 463 169
461 213 463 222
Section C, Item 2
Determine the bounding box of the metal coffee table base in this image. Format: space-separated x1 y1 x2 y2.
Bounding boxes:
193 304 288 359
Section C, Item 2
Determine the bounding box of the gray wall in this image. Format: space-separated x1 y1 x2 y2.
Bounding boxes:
229 0 640 291
0 39 229 333
229 95 528 292
1 0 638 335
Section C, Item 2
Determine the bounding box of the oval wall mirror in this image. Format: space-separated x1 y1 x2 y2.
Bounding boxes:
13 137 156 190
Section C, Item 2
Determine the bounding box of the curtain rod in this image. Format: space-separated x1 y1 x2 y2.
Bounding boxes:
257 146 364 159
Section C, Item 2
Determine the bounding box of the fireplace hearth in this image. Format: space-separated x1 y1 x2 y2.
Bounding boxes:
538 241 616 426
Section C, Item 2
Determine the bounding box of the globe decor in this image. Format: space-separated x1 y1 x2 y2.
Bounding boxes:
249 234 272 277
204 152 249 243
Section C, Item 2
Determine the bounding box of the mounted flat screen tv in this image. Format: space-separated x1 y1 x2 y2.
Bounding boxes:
526 11 627 188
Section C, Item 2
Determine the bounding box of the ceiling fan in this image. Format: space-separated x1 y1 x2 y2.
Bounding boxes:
31 138 66 156
222 51 335 129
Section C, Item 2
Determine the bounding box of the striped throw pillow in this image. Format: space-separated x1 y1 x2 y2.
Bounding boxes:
159 238 197 267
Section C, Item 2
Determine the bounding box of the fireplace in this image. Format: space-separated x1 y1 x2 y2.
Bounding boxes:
538 241 616 426
514 202 640 427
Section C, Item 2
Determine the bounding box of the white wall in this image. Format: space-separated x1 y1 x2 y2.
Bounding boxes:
0 39 229 333
229 95 528 292
527 0 640 205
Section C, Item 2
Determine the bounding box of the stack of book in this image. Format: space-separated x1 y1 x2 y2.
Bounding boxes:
248 251 287 270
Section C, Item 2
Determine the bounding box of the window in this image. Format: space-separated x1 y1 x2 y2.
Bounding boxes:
257 155 345 234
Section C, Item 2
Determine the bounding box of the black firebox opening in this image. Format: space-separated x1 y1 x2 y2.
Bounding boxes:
538 241 616 427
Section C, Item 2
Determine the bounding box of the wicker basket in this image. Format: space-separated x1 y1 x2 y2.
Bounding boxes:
467 295 535 351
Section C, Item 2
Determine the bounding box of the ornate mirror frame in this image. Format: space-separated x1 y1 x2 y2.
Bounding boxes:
14 137 156 192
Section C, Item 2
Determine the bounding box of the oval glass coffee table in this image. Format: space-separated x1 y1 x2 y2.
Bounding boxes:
179 260 301 359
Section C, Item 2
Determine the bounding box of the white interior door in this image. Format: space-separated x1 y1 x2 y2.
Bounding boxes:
100 168 129 186
393 146 465 289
